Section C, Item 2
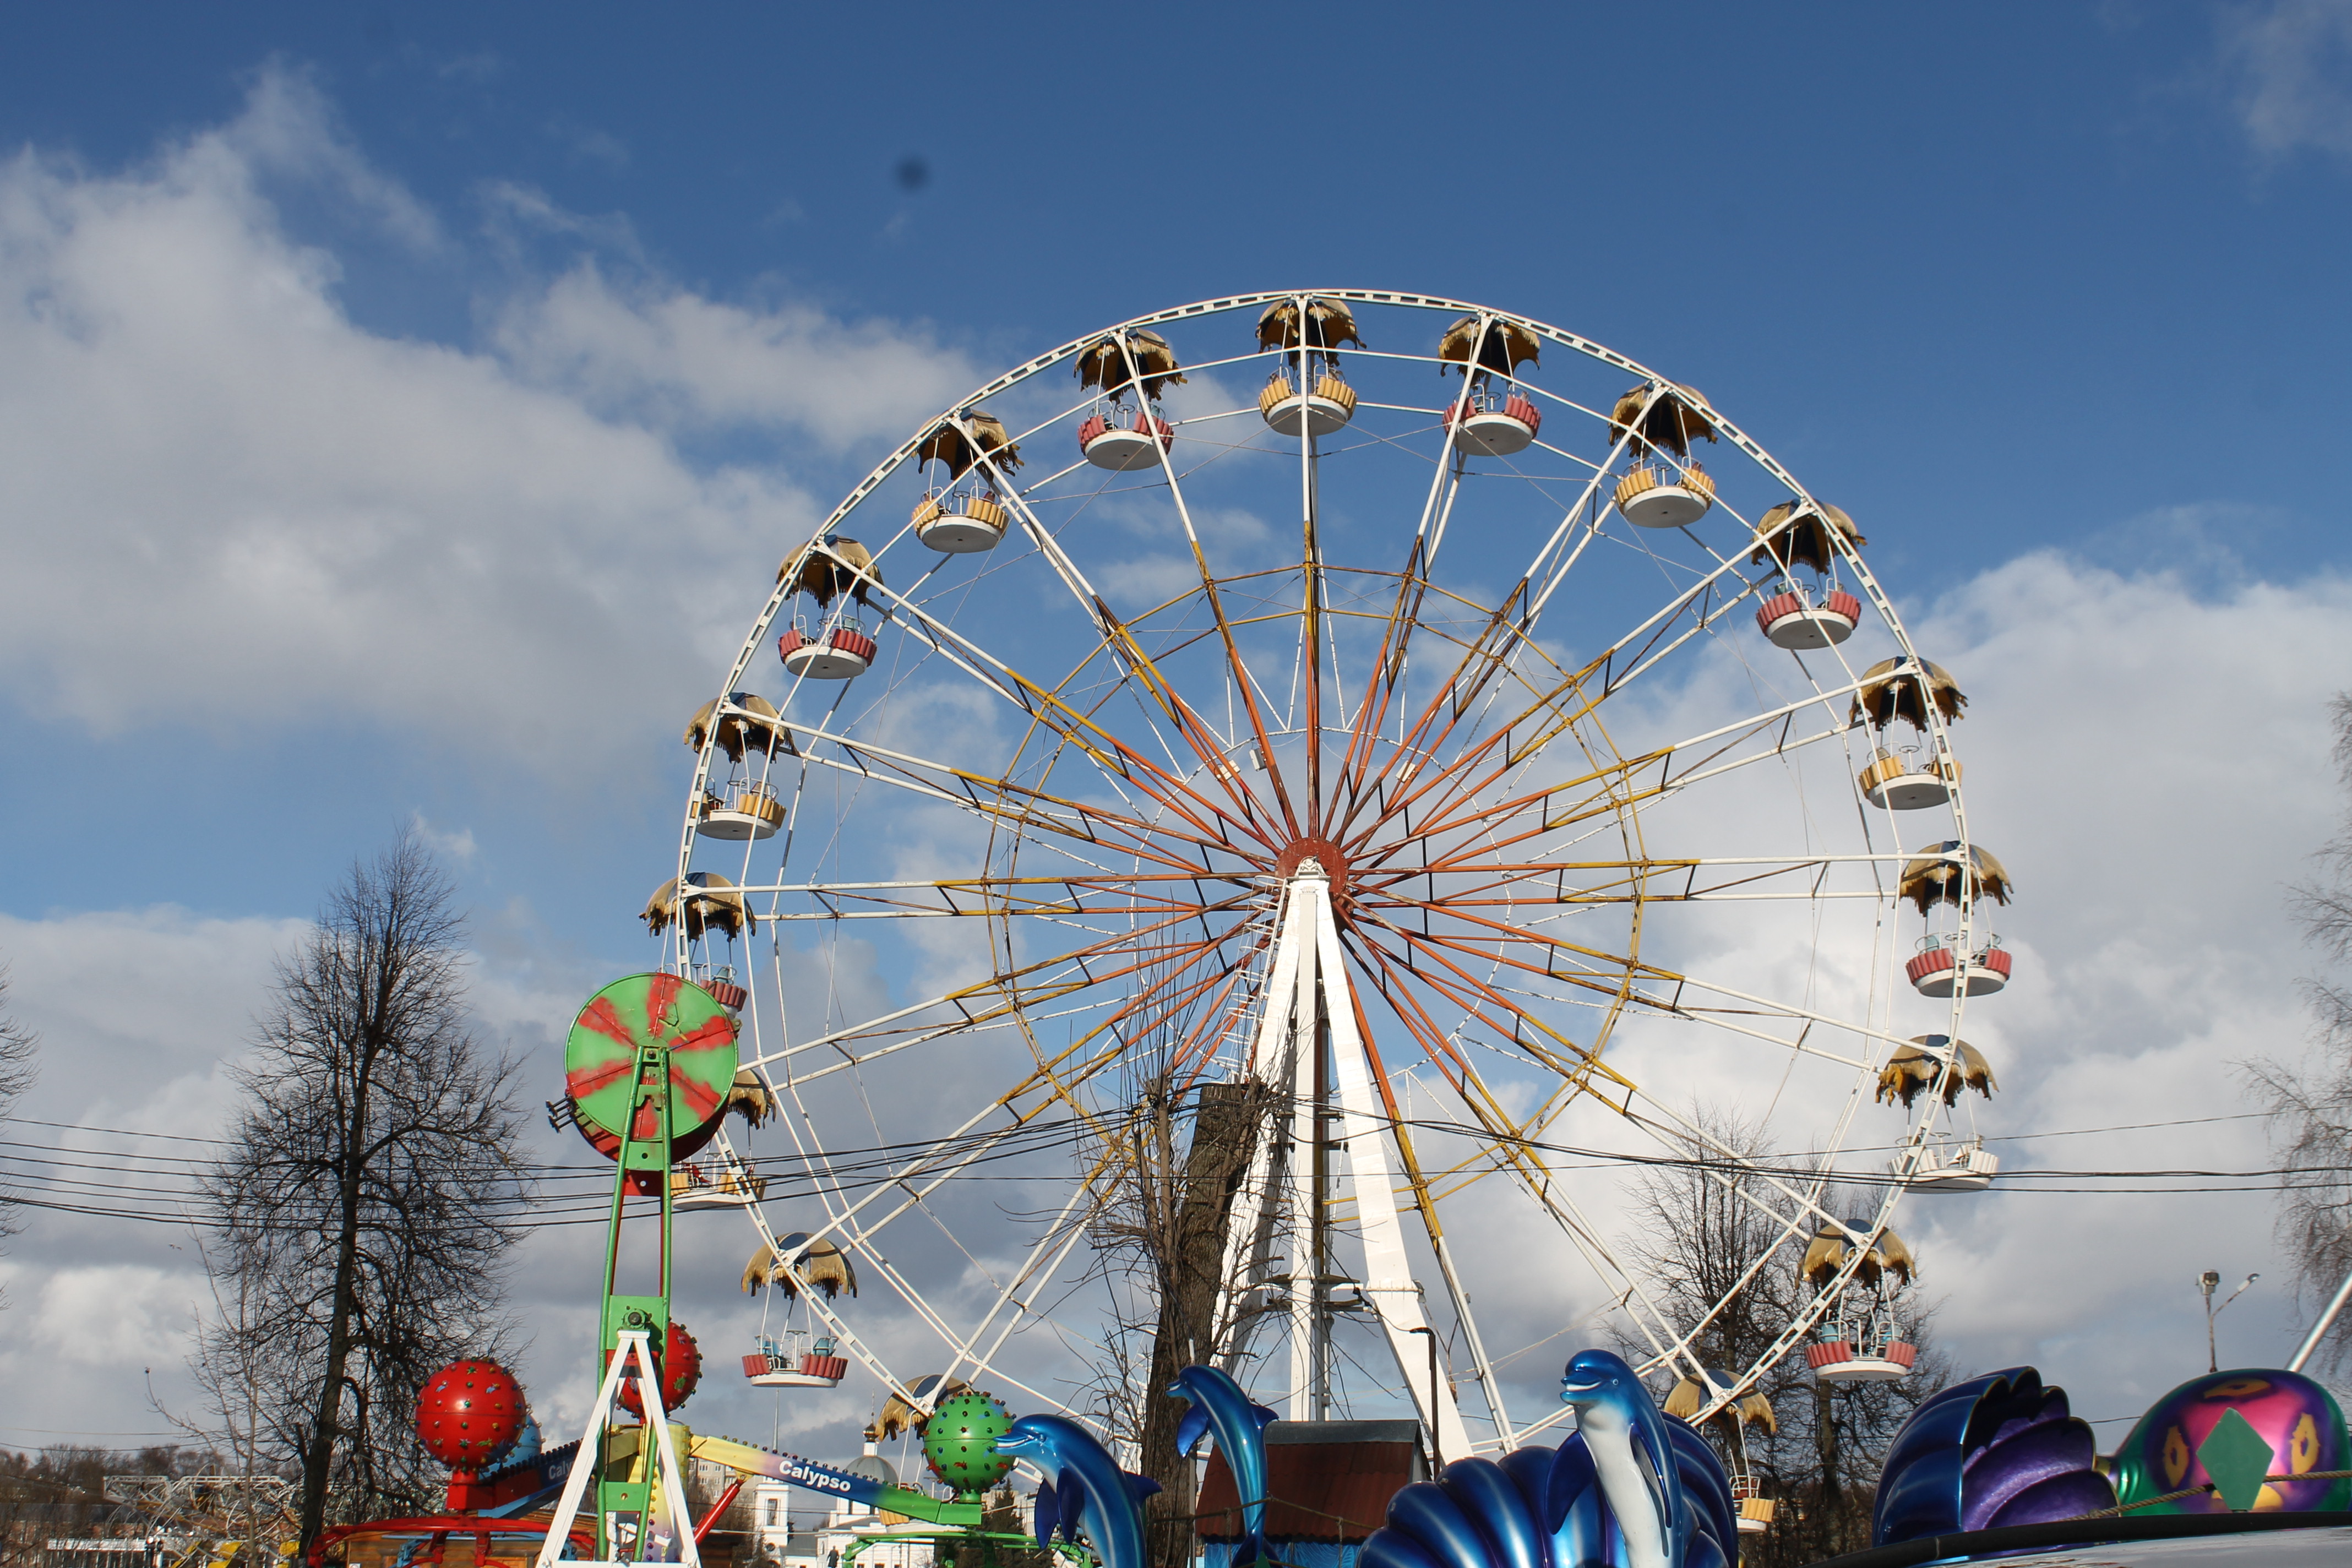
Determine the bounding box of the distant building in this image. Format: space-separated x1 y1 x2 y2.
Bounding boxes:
743 1442 941 1568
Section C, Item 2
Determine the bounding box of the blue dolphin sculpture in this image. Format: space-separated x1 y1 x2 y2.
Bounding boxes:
995 1413 1161 1568
1549 1351 1733 1568
1169 1365 1280 1566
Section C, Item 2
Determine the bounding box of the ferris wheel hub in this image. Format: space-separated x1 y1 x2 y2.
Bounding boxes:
1275 836 1353 910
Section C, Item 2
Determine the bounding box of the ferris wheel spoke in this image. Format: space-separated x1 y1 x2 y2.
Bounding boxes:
1351 919 1632 1089
1109 334 1308 842
1392 677 1884 859
748 914 1253 1106
774 717 1238 872
1341 934 1697 1384
735 873 1255 927
1326 597 1555 851
852 571 1271 851
961 431 1302 848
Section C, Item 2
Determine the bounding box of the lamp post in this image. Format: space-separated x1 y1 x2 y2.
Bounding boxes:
1407 1326 1442 1473
2201 1270 2258 1373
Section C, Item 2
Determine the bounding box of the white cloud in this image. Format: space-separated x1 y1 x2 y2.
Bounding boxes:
0 66 972 772
2219 0 2352 159
493 263 982 449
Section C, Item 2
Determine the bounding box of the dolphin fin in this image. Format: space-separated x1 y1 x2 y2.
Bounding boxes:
1176 1404 1210 1456
1251 1402 1280 1431
1125 1471 1164 1501
1057 1471 1086 1543
1544 1431 1599 1533
1032 1478 1059 1551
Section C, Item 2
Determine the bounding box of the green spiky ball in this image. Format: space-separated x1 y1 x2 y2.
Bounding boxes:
923 1391 1015 1495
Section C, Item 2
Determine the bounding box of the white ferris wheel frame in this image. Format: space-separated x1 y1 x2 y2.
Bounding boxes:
655 291 1996 1449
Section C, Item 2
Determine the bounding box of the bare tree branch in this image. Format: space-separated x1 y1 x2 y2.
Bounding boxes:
2242 691 2352 1374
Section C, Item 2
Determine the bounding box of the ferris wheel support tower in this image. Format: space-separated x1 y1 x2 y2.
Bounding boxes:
1221 855 1476 1461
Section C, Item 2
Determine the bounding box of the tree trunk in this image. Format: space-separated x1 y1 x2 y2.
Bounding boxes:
298 1066 374 1547
1814 1382 1842 1542
1139 1080 1272 1568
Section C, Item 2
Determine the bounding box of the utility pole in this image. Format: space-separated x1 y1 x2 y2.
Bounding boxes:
2201 1271 2258 1373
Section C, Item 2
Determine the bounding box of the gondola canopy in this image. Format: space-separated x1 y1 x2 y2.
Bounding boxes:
1607 383 1717 460
725 1066 775 1128
1074 329 1186 402
1898 841 2013 915
871 1373 970 1442
780 535 885 609
1751 500 1865 578
1852 656 1967 731
1664 1370 1778 1433
1801 1225 1915 1290
685 692 787 763
742 1232 858 1299
641 872 755 940
1257 296 1363 353
916 412 1025 482
1877 1036 1997 1109
1438 315 1541 378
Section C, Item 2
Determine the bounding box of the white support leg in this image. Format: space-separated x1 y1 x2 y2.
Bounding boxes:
531 1330 704 1568
1286 886 1325 1420
1308 879 1473 1463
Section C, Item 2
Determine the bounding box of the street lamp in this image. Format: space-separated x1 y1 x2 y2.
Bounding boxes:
1407 1325 1443 1473
2200 1270 2258 1373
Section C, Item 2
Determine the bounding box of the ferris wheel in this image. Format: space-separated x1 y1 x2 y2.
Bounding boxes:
640 291 2014 1453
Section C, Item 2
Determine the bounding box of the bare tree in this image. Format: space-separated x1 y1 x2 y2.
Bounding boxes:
1616 1112 1948 1567
0 968 40 1260
200 827 533 1548
2244 691 2352 1373
1077 1064 1271 1568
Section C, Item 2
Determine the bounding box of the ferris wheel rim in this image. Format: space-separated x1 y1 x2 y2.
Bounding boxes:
659 292 1994 1435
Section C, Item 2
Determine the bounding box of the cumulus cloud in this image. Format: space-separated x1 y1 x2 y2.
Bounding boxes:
2219 0 2352 159
493 264 982 448
0 64 971 772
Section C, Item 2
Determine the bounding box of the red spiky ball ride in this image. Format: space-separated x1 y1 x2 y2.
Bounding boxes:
612 1319 704 1417
417 1359 527 1473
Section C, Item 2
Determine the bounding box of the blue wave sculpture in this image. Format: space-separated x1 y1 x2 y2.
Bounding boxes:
1871 1365 2115 1546
1359 1349 1734 1568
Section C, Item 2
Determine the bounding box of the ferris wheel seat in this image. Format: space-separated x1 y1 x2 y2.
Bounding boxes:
741 1350 846 1387
703 978 749 1011
914 494 1009 553
1451 409 1538 458
1757 590 1860 649
1806 1340 1916 1383
1907 943 2012 997
1859 754 1957 810
1261 373 1358 436
1736 1497 1775 1534
1899 1145 2000 1193
1081 412 1174 471
780 625 876 679
698 792 785 841
675 1186 758 1210
1616 464 1716 529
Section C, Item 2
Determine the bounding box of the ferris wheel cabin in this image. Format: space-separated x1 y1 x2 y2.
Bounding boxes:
1859 749 1958 809
1907 937 2015 996
1756 587 1861 648
1438 315 1544 456
1258 297 1362 435
1807 1338 1920 1384
742 1333 847 1389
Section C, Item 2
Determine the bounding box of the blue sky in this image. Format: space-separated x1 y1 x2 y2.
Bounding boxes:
1 0 2350 1470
